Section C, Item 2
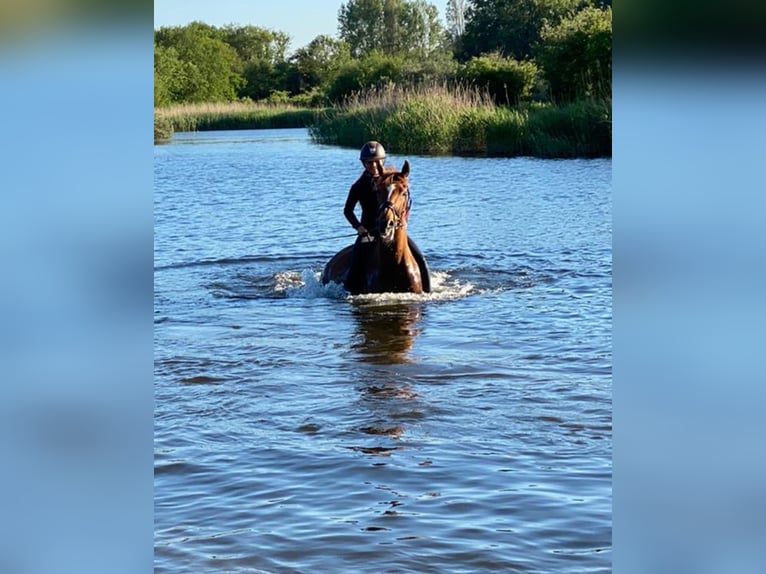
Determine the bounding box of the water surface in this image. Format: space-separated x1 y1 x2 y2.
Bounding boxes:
154 129 612 573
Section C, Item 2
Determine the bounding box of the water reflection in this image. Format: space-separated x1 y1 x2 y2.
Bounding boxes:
348 303 426 450
350 302 423 365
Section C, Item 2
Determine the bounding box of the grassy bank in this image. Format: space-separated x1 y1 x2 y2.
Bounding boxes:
154 102 321 143
309 84 611 158
155 90 611 158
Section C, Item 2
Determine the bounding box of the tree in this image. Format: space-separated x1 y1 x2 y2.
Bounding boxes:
339 0 387 58
398 0 446 59
154 23 245 103
535 6 611 101
446 0 466 39
154 44 184 106
338 0 447 59
460 0 583 61
290 35 352 94
217 25 292 100
457 53 538 104
326 51 406 102
219 25 290 65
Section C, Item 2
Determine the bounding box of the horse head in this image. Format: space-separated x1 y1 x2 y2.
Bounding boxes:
375 160 411 245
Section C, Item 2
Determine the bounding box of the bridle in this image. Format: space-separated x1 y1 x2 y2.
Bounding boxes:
376 178 411 230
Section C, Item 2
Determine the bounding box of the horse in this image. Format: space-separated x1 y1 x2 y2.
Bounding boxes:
321 159 431 294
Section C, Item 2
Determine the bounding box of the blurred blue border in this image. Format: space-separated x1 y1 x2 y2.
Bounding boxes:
615 63 766 573
1 22 154 574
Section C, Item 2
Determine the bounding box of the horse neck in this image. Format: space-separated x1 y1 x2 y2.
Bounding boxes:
392 224 410 263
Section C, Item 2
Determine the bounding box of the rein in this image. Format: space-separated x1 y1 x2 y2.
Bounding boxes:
376 185 411 228
289 232 357 245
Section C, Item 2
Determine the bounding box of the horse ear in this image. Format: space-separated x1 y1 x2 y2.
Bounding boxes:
401 160 410 178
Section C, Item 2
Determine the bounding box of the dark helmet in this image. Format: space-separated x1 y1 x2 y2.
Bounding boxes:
360 141 386 162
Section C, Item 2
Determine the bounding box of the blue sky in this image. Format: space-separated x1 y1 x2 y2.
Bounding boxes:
154 0 350 53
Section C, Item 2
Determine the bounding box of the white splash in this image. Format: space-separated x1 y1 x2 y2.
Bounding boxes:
278 269 475 301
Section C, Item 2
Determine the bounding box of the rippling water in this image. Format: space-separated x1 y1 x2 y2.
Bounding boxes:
154 129 612 573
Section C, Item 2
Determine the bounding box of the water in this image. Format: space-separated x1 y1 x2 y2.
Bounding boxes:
154 129 612 573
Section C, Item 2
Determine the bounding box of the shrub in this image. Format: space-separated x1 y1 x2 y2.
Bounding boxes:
326 52 406 103
457 53 538 105
536 7 612 102
154 115 174 144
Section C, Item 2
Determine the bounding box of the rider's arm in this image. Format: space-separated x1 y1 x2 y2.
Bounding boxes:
344 183 362 230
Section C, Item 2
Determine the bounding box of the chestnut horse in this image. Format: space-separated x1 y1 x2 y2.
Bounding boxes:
322 160 431 294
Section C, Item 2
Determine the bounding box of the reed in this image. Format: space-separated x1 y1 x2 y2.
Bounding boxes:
310 84 611 158
154 101 321 139
154 89 611 157
523 99 612 158
154 115 174 145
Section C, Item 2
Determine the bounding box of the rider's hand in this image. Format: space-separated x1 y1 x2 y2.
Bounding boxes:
356 225 369 236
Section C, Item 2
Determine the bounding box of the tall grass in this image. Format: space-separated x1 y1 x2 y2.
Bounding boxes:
154 90 611 157
310 84 611 158
154 115 173 145
154 101 323 143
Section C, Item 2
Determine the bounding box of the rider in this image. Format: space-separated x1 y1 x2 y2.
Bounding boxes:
343 140 386 293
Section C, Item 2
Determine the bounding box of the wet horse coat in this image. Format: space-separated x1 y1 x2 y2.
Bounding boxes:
322 160 430 294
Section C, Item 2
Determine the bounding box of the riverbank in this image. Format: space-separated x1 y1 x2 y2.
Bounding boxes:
154 102 320 144
155 90 611 158
310 85 610 158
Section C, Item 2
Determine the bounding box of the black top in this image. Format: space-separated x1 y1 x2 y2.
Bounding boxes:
343 171 379 231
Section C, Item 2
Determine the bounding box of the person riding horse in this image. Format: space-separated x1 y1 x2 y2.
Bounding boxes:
338 140 430 294
342 141 387 293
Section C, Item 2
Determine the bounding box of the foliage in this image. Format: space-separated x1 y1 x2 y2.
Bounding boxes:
338 0 448 60
524 98 611 156
310 82 609 157
535 5 612 101
155 23 296 106
155 101 321 132
154 44 183 107
151 3 611 157
457 53 538 105
154 23 244 104
219 24 290 65
289 35 353 94
396 0 448 59
459 0 584 61
326 51 407 102
154 114 174 144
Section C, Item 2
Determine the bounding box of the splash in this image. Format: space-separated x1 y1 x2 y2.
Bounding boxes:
277 269 476 301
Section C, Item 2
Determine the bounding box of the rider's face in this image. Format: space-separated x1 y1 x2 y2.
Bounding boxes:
363 160 383 176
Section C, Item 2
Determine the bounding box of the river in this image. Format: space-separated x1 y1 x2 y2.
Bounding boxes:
154 128 612 573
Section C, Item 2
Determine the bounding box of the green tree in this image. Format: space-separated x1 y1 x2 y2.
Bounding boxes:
338 0 447 59
218 25 292 101
154 43 184 106
290 35 353 94
154 23 244 103
219 25 290 65
398 0 447 59
535 6 611 101
237 59 301 101
327 51 406 102
338 0 386 58
460 0 583 61
457 53 538 104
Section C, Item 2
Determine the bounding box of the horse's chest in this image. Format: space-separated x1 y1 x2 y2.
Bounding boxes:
371 260 416 292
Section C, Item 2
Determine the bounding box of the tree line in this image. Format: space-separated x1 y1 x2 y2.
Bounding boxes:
154 0 611 108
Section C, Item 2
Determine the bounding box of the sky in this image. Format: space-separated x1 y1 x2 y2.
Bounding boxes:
154 0 351 54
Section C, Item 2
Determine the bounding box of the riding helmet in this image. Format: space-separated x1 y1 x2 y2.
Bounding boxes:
360 141 386 162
